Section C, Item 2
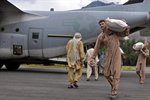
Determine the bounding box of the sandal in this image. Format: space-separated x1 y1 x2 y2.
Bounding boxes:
111 90 118 99
110 94 117 99
140 80 144 84
73 82 78 88
68 84 74 88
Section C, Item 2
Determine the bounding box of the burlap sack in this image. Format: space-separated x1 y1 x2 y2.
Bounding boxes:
105 18 129 33
133 42 144 50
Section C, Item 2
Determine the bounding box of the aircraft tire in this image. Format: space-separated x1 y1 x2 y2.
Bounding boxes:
5 63 20 70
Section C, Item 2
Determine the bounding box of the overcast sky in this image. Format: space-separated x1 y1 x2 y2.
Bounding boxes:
8 0 128 11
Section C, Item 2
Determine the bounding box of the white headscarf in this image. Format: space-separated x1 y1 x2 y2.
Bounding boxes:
70 32 82 65
87 48 99 63
87 48 94 57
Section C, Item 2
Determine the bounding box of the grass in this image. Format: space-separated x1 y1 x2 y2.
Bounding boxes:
22 64 136 71
21 64 67 69
121 66 136 71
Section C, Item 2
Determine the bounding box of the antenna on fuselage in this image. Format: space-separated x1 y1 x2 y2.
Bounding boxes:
50 8 54 11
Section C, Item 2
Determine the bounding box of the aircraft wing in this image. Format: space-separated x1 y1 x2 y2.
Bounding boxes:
0 0 45 26
0 0 22 12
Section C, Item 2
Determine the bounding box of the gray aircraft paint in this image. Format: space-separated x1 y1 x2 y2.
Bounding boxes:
0 0 150 70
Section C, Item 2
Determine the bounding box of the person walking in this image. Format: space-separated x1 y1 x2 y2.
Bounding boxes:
135 40 149 84
89 19 129 98
66 32 85 88
84 48 99 81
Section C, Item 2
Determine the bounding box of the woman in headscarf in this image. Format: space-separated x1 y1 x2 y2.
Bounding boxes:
66 32 85 88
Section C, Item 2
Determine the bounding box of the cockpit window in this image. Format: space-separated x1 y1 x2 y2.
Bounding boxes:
124 0 144 5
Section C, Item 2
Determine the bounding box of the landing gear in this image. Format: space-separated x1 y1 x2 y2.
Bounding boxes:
0 63 3 69
5 63 20 70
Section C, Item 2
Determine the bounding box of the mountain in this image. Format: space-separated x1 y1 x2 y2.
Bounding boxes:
82 1 115 9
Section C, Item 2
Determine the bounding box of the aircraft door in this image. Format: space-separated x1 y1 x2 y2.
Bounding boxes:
28 28 43 58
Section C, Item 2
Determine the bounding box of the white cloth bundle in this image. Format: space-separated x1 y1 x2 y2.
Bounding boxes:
119 47 124 54
133 42 144 50
105 18 129 32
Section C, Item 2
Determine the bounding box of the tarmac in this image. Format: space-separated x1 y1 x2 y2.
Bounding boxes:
1 66 149 100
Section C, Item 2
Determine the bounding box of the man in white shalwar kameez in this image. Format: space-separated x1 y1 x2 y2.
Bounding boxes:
84 48 99 81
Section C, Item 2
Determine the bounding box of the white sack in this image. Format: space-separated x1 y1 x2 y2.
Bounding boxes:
105 18 129 32
133 42 144 50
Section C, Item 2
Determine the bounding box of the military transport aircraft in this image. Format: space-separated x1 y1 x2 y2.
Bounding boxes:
0 0 150 70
